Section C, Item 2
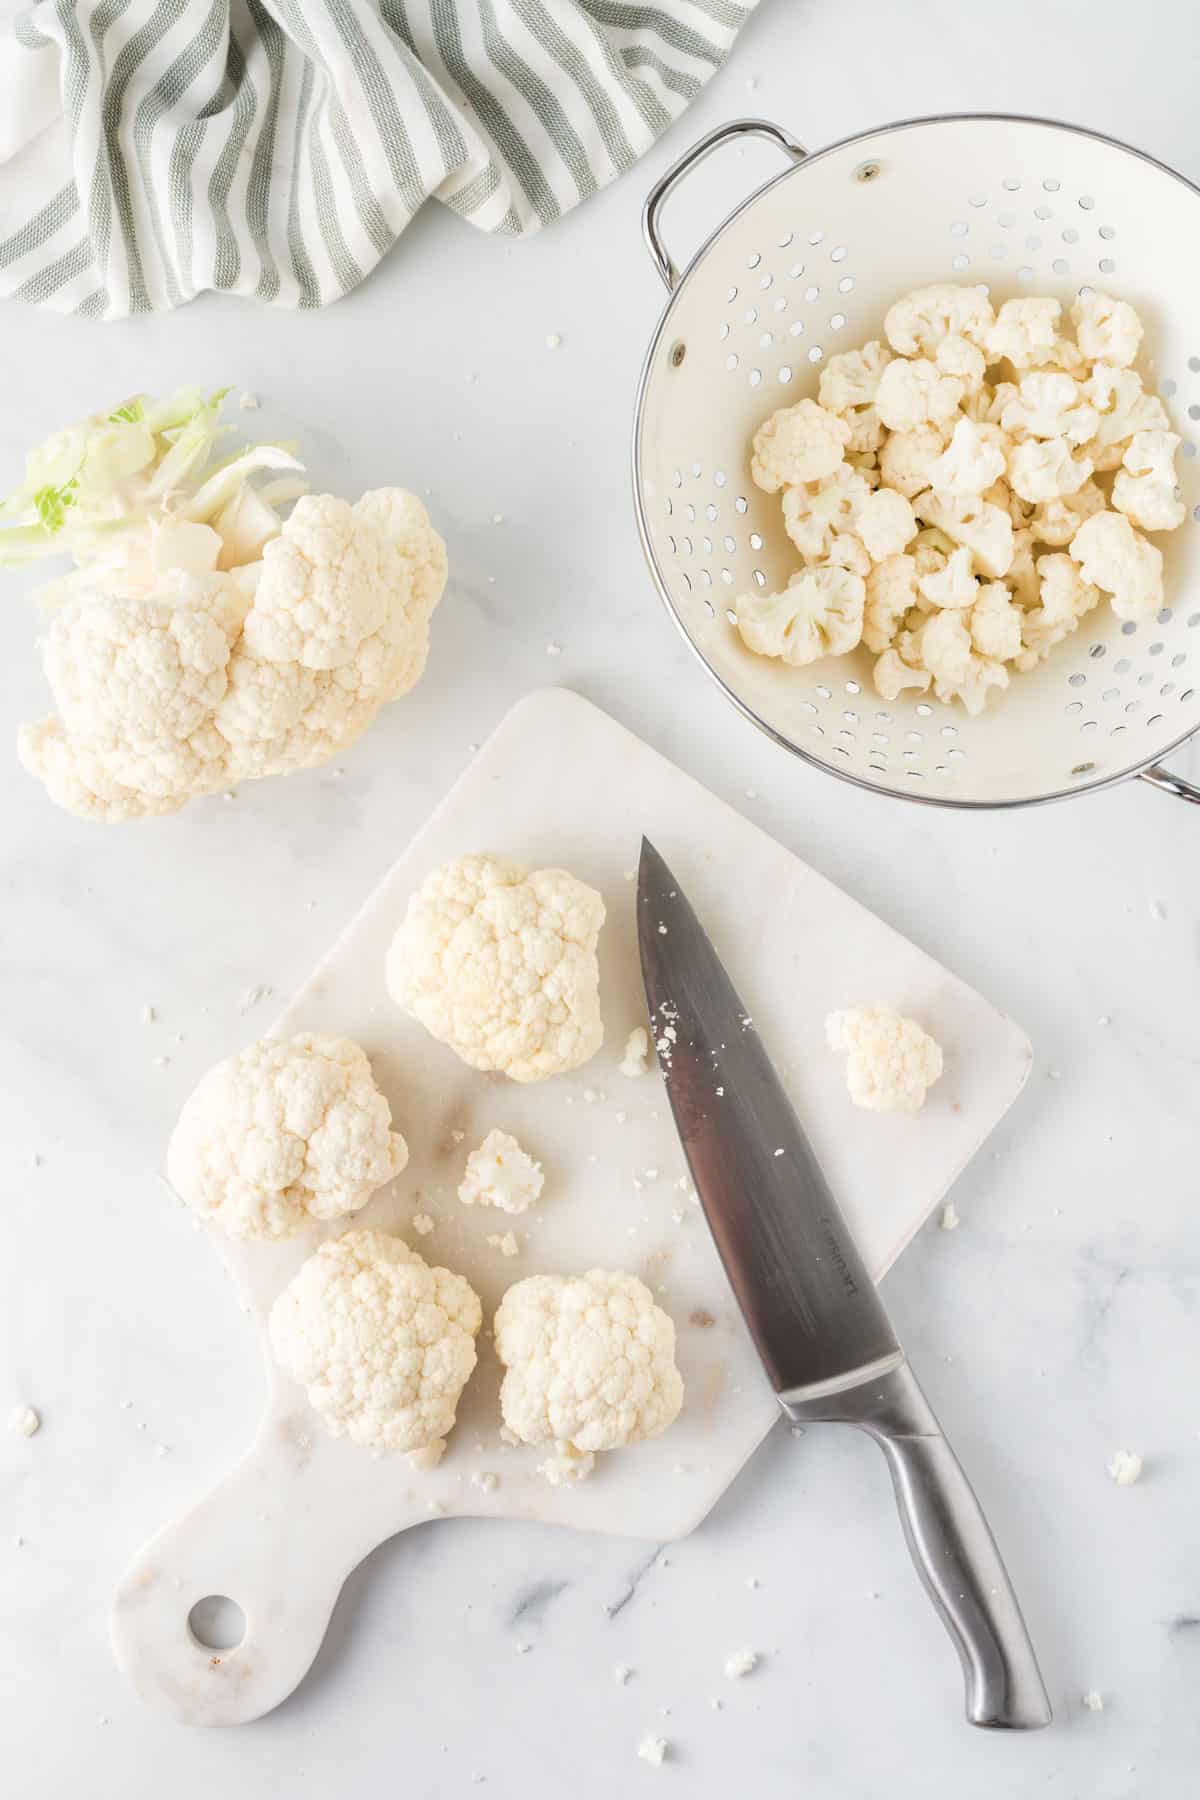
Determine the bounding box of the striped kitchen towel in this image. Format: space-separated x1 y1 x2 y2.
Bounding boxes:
0 0 758 319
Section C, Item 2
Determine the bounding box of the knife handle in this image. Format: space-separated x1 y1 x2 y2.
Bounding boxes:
786 1362 1051 1731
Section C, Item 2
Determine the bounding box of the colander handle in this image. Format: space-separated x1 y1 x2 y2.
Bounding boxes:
642 117 807 292
1139 764 1200 804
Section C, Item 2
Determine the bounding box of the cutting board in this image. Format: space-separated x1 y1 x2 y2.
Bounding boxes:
111 688 1032 1725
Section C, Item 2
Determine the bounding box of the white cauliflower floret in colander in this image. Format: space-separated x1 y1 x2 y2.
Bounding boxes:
879 423 948 498
1111 431 1186 533
734 567 864 666
268 1230 481 1456
781 464 873 559
915 609 1010 715
969 582 1024 662
387 853 606 1082
1070 291 1143 368
826 1006 944 1114
166 1034 408 1241
493 1270 684 1483
883 284 994 357
1084 366 1169 470
915 492 1014 579
925 418 1008 498
1000 372 1098 446
918 545 978 611
863 554 918 653
982 297 1063 369
1007 439 1094 505
750 398 850 490
875 358 964 433
818 341 893 414
1013 553 1102 670
873 633 932 703
1070 511 1164 620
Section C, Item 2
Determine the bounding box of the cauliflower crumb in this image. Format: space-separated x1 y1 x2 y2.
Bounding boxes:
9 1406 40 1438
411 1213 435 1236
269 1230 481 1456
470 1470 500 1493
388 853 605 1082
615 1664 634 1685
538 1441 596 1486
637 1736 669 1767
1082 1691 1105 1713
724 1649 760 1680
459 1129 544 1214
408 1442 445 1472
1107 1450 1144 1486
826 1006 944 1114
167 1034 408 1241
940 1203 961 1231
237 391 260 410
487 1232 521 1258
620 1026 651 1079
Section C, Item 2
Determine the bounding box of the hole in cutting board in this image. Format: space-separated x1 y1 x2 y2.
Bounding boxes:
188 1596 246 1652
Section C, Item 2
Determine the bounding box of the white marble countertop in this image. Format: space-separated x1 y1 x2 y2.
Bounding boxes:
2 1 1198 1792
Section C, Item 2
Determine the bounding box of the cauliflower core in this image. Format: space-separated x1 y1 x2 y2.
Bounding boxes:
494 1270 684 1483
167 1034 408 1241
741 287 1183 714
268 1229 482 1455
387 853 606 1082
459 1129 544 1214
826 1006 944 1114
19 488 447 821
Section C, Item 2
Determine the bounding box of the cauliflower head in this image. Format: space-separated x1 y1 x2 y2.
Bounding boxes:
268 1229 481 1454
826 1006 944 1114
387 853 606 1082
493 1270 684 1472
167 1033 408 1241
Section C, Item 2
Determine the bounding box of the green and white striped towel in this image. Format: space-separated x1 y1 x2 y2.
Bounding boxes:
0 0 756 318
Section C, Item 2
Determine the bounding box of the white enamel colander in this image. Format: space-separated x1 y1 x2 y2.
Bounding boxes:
632 115 1200 809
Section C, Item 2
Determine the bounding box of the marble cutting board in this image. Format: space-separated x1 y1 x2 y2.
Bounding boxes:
110 687 1033 1725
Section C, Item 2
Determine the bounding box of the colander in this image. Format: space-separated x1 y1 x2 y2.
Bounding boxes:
632 115 1200 809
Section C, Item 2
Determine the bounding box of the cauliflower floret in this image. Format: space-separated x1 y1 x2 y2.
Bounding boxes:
934 334 987 393
842 405 885 454
1007 438 1094 504
863 554 918 653
962 380 1020 428
268 1229 481 1455
751 399 850 491
856 488 917 560
1012 552 1102 670
873 641 932 701
878 423 948 498
493 1270 684 1478
925 418 1008 498
387 853 606 1082
818 340 893 413
619 1026 650 1078
916 609 1009 713
875 358 964 432
1071 290 1143 368
458 1129 544 1214
884 284 994 356
1084 366 1169 470
1031 482 1105 547
1112 430 1185 532
983 297 1062 368
1070 511 1164 620
734 566 864 666
165 1034 408 1241
969 582 1024 660
1000 371 1099 445
781 464 873 558
821 533 872 578
918 544 978 611
916 492 1014 579
825 1006 944 1114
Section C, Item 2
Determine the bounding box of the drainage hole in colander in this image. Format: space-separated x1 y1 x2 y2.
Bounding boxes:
700 535 712 553
837 727 855 741
831 246 847 263
1172 653 1187 668
1080 719 1098 732
871 731 888 746
778 365 793 384
1071 761 1096 776
1125 701 1142 714
752 570 766 588
703 503 717 523
700 569 712 587
667 535 677 555
789 320 806 338
989 244 1007 260
720 568 733 585
952 254 971 271
1065 700 1084 714
759 274 773 291
875 710 892 723
1189 612 1200 627
1043 177 1061 192
1121 620 1137 635
724 607 737 624
804 285 820 302
903 748 918 759
748 531 763 550
1099 224 1116 240
664 497 673 518
1026 234 1042 251
1079 194 1095 210
869 761 886 773
1053 258 1069 275
950 221 968 237
968 193 987 208
1102 687 1120 702
830 314 846 332
1068 673 1086 687
681 571 692 590
833 746 851 758
1062 228 1079 245
1161 377 1178 396
1183 441 1197 458
1017 267 1035 284
1161 681 1176 696
845 679 862 694
906 770 925 780
789 262 805 279
1089 643 1107 659
1147 712 1164 725
682 537 693 555
1099 259 1116 275
940 724 958 737
906 730 923 743
747 252 761 270
815 684 833 700
810 724 825 737
1137 671 1152 686
998 211 1016 229
673 469 683 488
702 597 714 617
808 229 824 246
774 296 787 314
1157 607 1173 623
778 231 794 249
807 346 824 363
799 701 817 714
749 369 762 387
686 503 696 522
843 709 859 723
1183 688 1196 702
726 285 738 303
1114 658 1132 673
734 496 747 514
719 322 730 341
915 703 934 717
1111 725 1127 736
721 534 735 552
743 307 758 325
1148 641 1164 655
1034 204 1053 220
758 331 773 349
838 276 854 294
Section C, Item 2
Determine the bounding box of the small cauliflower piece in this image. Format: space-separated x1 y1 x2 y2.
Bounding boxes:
856 488 917 560
268 1229 482 1455
494 1270 684 1476
934 333 987 393
1084 366 1169 470
969 582 1024 661
1071 511 1164 620
638 1737 669 1768
734 566 864 666
916 609 1009 713
842 404 885 454
875 358 964 432
387 854 605 1082
9 1405 40 1438
821 532 872 579
1071 291 1143 368
1000 371 1098 446
1031 482 1106 548
884 283 994 356
459 1129 544 1215
619 1026 650 1078
916 493 1014 579
983 296 1061 368
1007 438 1094 504
1107 1449 1144 1486
925 418 1008 498
781 464 873 559
863 554 918 653
166 1034 408 1241
818 340 893 413
750 399 850 491
873 639 932 702
825 1006 944 1114
879 423 948 499
918 545 978 611
1112 430 1185 532
1014 552 1101 670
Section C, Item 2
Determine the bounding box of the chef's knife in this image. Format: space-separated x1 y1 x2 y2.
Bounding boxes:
637 839 1051 1731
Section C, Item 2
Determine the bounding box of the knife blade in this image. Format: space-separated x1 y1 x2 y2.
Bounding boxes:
637 838 1051 1732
